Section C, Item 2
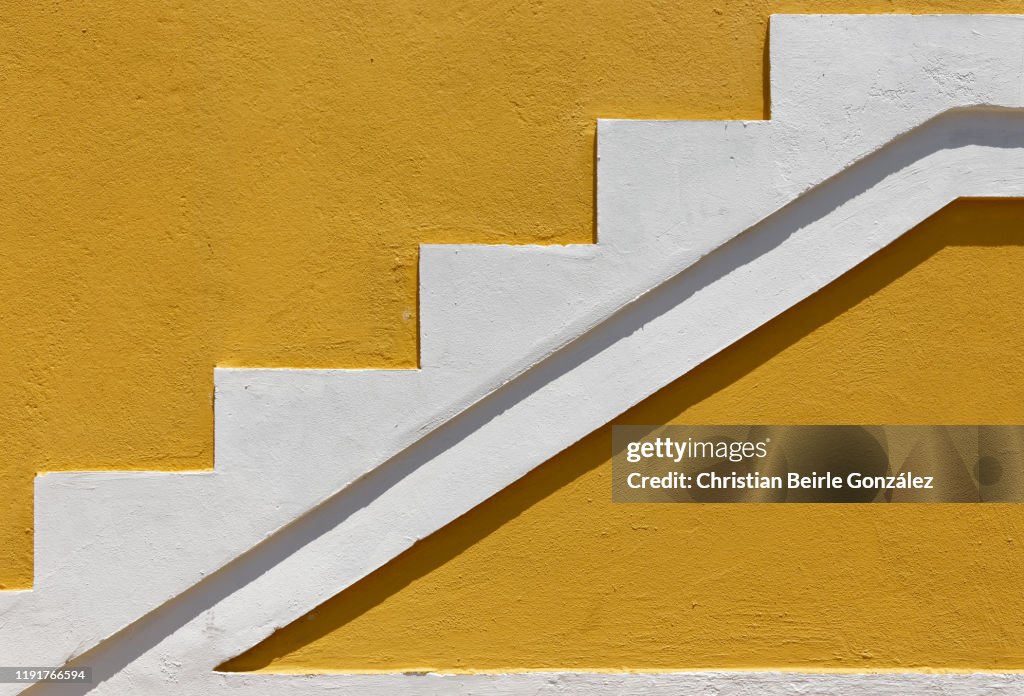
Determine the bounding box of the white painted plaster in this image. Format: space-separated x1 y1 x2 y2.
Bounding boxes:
4 14 1024 695
166 671 1024 696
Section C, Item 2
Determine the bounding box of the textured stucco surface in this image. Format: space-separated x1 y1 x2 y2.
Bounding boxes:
3 1 1022 590
0 0 766 590
3 0 1024 674
0 0 742 589
226 200 1024 671
5 1 1024 590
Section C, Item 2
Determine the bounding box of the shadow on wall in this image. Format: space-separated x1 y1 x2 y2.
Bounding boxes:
221 198 1024 671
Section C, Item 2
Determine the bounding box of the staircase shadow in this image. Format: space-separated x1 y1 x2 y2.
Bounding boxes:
222 198 1024 671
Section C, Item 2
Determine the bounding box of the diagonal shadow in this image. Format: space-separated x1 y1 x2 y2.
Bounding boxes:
225 198 1024 669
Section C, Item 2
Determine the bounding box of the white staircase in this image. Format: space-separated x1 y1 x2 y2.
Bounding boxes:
3 14 1024 695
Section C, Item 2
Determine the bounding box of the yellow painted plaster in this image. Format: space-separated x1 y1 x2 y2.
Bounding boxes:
224 200 1024 671
0 0 1019 617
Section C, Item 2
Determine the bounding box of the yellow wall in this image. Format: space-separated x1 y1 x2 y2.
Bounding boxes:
1 0 1021 664
225 200 1024 672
